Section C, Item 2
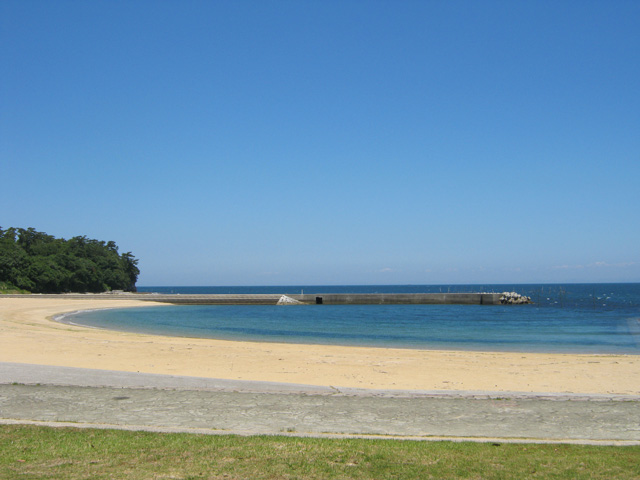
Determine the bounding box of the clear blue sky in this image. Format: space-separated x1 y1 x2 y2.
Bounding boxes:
2 1 639 286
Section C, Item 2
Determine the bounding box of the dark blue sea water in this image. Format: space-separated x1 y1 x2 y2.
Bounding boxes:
66 284 640 354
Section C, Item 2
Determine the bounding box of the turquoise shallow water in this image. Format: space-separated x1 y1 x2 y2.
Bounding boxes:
67 283 640 354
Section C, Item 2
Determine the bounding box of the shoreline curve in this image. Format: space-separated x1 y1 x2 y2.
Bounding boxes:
1 296 639 395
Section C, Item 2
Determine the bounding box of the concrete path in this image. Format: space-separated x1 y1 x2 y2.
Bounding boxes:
1 363 639 445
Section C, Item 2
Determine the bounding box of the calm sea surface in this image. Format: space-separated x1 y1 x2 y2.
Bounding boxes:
66 283 640 354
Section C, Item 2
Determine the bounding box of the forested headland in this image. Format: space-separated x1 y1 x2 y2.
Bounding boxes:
0 227 139 293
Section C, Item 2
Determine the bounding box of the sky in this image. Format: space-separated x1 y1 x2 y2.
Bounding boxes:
1 1 639 286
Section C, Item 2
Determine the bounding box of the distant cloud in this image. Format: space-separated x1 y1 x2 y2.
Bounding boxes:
551 264 585 270
551 261 637 270
592 261 637 268
378 268 394 273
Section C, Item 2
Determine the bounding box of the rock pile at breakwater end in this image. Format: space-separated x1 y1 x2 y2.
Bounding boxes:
500 292 532 304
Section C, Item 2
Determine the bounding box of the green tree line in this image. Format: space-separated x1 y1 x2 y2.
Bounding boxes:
0 227 139 293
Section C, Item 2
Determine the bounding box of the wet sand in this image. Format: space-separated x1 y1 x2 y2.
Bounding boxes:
1 297 638 395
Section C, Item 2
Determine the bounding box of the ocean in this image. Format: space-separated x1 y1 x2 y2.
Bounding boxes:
65 283 640 354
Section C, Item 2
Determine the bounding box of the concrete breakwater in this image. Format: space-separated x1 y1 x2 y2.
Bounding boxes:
289 293 505 305
4 292 531 305
145 293 504 305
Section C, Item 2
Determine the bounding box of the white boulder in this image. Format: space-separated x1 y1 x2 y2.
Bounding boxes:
277 295 303 305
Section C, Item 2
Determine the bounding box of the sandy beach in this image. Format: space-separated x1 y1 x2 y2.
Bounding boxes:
1 297 638 395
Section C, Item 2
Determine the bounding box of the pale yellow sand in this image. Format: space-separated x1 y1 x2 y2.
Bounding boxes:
1 297 638 395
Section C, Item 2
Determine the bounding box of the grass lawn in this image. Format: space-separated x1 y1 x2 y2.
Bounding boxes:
1 425 639 479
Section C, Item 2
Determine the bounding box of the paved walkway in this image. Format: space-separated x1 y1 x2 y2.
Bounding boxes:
1 363 639 445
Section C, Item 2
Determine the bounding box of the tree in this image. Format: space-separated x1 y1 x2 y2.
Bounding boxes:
120 252 140 292
0 227 140 293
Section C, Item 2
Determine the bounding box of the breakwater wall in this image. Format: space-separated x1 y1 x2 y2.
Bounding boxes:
4 292 509 305
290 293 503 305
